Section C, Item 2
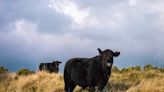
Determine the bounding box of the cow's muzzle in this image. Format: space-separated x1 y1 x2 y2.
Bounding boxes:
106 62 112 67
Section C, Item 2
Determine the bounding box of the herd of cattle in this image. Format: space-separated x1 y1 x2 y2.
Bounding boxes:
39 48 120 92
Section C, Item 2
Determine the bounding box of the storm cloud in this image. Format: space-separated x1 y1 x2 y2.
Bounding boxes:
0 0 164 71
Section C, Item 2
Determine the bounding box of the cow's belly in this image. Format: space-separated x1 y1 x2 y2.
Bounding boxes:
71 74 88 86
74 80 88 86
70 66 88 85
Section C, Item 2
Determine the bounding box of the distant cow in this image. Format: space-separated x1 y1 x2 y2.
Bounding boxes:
64 48 120 92
39 61 61 73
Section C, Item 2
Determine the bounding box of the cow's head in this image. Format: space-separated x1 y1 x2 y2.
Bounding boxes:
98 48 120 68
52 61 62 72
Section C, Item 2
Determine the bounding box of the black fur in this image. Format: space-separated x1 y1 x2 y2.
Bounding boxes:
64 48 120 92
39 61 61 73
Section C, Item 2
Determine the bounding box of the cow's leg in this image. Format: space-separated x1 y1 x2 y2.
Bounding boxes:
79 86 86 92
97 84 106 92
89 87 95 92
96 83 107 92
69 82 76 92
64 70 70 92
65 81 75 92
64 81 69 92
97 79 108 92
97 86 106 92
64 78 70 92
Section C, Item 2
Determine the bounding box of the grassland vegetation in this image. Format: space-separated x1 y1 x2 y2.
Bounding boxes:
0 65 163 92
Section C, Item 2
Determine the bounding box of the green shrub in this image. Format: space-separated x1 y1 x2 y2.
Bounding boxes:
121 66 141 73
121 67 134 73
0 66 8 73
112 66 120 73
144 64 154 71
121 68 128 73
16 68 35 76
133 66 141 71
126 67 133 72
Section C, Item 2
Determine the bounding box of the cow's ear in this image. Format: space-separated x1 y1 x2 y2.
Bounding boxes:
113 51 120 57
98 48 102 54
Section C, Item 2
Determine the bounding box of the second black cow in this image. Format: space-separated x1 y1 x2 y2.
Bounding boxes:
64 48 120 92
39 61 61 73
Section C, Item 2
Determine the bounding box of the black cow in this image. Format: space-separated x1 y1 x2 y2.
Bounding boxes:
64 48 120 92
39 61 61 73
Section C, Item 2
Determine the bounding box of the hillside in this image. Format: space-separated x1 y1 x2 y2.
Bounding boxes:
0 67 164 92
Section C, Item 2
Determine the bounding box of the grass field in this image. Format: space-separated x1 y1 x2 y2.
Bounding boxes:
0 69 164 92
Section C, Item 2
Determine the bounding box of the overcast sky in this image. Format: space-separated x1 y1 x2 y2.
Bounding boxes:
0 0 164 72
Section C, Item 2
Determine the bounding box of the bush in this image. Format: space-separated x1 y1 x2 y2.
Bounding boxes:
133 66 141 71
144 64 154 71
112 66 120 73
121 67 134 73
121 68 128 73
126 67 133 72
0 66 8 73
17 68 35 76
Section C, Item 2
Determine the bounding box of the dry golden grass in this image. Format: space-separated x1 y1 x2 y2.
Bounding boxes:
0 70 163 92
126 70 164 92
127 78 164 92
0 72 64 92
102 70 164 92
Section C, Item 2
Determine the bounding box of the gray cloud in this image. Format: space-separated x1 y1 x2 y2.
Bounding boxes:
0 0 72 33
0 0 164 72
